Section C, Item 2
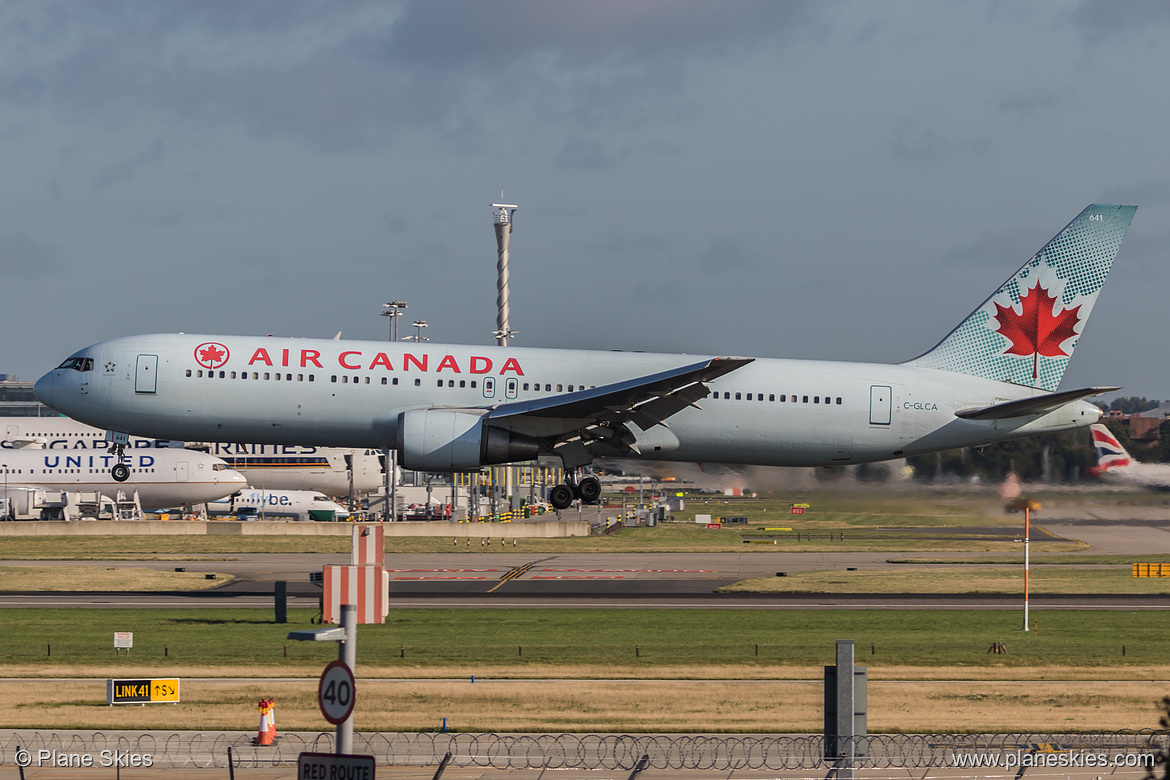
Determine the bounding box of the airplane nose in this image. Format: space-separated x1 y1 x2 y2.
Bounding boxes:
33 372 54 408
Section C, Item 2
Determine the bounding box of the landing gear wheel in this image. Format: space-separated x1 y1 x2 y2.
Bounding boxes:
111 463 130 482
575 476 601 504
548 484 575 510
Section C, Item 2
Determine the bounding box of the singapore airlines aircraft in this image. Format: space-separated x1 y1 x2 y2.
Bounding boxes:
34 204 1136 509
0 447 247 509
1088 424 1170 490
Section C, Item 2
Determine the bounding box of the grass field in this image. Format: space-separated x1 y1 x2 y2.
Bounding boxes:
720 567 1170 594
4 677 1164 733
0 566 233 591
1 607 1167 732
2 608 1163 672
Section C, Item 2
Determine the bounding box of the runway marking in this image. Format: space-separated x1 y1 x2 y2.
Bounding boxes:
385 569 502 573
531 576 626 580
390 576 490 580
539 568 712 573
487 561 538 593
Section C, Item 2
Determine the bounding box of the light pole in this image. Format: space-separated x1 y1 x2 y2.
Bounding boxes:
403 320 429 342
287 604 356 753
379 301 408 522
380 300 407 342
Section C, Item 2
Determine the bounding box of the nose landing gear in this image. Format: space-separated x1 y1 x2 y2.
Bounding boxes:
111 444 130 482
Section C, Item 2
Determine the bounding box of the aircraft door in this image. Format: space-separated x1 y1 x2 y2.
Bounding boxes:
869 385 892 425
483 377 496 399
135 355 159 394
505 378 518 399
175 461 189 482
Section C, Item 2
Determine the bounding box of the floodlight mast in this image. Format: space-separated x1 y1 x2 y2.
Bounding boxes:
492 203 518 347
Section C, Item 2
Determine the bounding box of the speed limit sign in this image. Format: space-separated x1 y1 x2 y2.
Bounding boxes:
318 660 355 725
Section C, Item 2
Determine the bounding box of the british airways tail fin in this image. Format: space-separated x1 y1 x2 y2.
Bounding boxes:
1088 423 1134 476
909 204 1137 391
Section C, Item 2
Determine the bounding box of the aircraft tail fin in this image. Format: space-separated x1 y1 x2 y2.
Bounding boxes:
909 204 1137 391
1088 423 1134 476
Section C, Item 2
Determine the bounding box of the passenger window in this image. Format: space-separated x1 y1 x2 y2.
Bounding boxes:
814 396 820 404
803 396 808 403
735 392 741 400
769 394 775 401
414 378 421 387
836 397 843 405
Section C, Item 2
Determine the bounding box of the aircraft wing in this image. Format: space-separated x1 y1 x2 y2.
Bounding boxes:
955 386 1119 421
484 356 753 467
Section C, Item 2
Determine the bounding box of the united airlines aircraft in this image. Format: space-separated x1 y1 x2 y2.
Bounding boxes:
34 204 1136 509
0 447 246 509
0 416 383 496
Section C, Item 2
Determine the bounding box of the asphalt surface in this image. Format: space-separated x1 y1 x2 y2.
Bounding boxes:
2 533 1170 609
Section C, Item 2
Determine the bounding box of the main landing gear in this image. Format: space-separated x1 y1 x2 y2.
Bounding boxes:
110 444 130 482
548 474 601 510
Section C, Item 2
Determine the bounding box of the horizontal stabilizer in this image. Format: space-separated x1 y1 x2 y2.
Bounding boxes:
955 386 1119 421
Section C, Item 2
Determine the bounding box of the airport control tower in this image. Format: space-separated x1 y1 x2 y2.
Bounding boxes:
492 203 518 346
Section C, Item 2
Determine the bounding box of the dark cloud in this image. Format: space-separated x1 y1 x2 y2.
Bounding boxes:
1102 183 1170 207
944 227 1049 267
891 127 991 167
697 237 753 273
997 87 1073 118
555 136 630 172
0 2 821 153
1068 0 1170 44
0 233 64 279
382 1 819 70
593 233 668 256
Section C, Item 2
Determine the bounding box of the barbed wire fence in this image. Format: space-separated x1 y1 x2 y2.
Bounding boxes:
1 730 1167 772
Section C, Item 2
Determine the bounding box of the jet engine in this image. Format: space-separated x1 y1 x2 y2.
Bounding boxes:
396 410 540 472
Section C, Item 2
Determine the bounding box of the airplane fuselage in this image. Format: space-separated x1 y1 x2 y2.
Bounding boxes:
34 334 1102 468
0 445 246 508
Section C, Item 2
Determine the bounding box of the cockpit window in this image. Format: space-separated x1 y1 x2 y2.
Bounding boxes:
57 357 94 372
212 463 228 471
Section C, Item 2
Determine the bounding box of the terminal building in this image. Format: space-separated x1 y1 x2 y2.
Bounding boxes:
0 375 54 417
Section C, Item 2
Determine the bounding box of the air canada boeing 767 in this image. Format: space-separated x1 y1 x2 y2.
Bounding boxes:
35 204 1136 508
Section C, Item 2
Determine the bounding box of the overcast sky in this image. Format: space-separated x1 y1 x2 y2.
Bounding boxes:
2 1 1168 401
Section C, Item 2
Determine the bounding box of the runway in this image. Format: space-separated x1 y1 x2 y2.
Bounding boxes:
3 515 1169 609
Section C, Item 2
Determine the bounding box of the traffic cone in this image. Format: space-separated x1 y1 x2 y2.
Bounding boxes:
267 698 277 743
254 699 274 746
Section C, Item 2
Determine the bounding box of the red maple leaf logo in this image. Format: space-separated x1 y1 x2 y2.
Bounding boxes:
194 342 230 370
992 282 1081 378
